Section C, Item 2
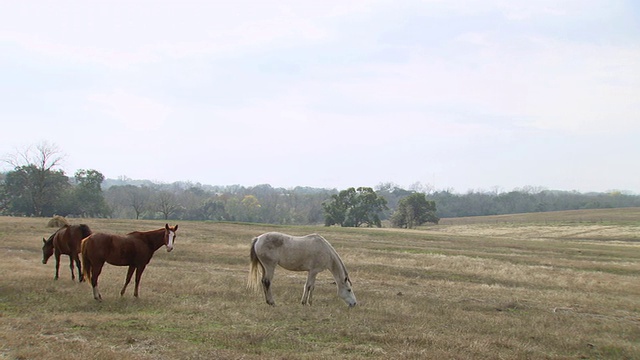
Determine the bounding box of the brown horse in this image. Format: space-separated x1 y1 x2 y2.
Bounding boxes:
42 224 92 281
81 224 178 301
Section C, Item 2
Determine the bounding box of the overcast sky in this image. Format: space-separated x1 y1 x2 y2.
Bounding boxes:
1 1 638 193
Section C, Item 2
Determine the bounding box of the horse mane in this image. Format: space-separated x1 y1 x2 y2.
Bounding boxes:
315 235 350 282
126 227 165 236
44 226 65 245
44 232 55 245
47 224 91 243
125 228 168 251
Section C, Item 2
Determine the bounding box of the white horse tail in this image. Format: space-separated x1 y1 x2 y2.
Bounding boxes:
247 237 262 290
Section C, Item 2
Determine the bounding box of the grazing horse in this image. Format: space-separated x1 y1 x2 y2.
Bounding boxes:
41 224 92 281
248 232 357 307
81 224 178 301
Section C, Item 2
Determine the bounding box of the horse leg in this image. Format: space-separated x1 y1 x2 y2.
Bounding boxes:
54 251 61 280
302 271 319 306
261 265 276 306
69 255 76 281
74 253 84 282
133 265 146 298
91 262 105 301
120 266 135 296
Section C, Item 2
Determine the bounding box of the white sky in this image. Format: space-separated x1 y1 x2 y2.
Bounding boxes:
1 0 639 193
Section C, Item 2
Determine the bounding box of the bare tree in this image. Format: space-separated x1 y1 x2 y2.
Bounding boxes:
155 190 179 220
129 186 151 219
3 141 66 172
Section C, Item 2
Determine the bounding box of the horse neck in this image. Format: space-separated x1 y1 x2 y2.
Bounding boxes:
47 225 69 244
326 243 349 286
52 225 66 239
132 229 165 251
45 232 56 245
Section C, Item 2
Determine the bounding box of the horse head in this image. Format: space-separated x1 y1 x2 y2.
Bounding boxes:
338 276 357 307
164 224 178 252
42 237 54 264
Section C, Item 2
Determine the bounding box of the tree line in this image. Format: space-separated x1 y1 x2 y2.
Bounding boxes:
2 143 639 227
428 187 640 218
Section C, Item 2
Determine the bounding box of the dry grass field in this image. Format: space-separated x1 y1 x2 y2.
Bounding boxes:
1 209 639 359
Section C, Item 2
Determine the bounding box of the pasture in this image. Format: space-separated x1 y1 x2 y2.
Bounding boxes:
1 210 639 359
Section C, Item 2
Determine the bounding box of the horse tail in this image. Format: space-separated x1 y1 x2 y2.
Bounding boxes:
81 236 92 282
247 237 262 291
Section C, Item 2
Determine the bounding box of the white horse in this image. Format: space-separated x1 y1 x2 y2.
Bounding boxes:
248 232 357 307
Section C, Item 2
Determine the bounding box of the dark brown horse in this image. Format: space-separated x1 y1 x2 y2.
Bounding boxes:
81 224 178 301
42 224 92 281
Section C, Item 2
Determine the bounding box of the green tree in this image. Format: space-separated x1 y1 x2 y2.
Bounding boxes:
323 188 350 227
241 194 262 222
2 142 68 216
4 165 69 216
391 193 439 228
323 187 388 227
72 169 110 217
0 173 8 214
201 198 227 221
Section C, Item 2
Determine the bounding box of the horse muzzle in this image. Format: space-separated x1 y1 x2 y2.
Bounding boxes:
166 246 173 252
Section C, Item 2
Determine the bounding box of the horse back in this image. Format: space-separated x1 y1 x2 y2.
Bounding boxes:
53 226 73 255
256 232 331 271
53 224 92 255
83 232 151 266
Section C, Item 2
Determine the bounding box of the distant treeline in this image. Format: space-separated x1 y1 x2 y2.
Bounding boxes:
3 167 639 223
103 179 640 222
5 143 637 224
427 189 640 218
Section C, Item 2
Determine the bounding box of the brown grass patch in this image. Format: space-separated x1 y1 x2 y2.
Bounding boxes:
1 213 639 359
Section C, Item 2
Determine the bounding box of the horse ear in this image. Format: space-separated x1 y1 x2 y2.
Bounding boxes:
165 223 169 230
174 224 178 231
43 238 46 244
